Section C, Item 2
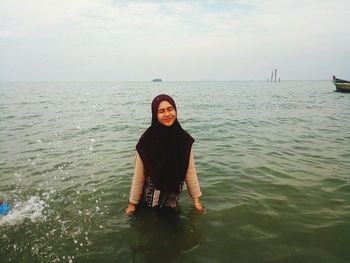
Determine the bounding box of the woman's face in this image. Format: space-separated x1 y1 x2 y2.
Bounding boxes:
157 100 177 126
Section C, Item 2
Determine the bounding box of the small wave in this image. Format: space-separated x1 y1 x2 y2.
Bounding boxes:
0 196 46 226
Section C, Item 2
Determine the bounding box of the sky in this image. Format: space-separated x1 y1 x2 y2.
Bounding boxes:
1 0 350 81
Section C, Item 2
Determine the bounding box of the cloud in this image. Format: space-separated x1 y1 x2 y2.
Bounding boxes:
2 0 348 42
1 0 350 80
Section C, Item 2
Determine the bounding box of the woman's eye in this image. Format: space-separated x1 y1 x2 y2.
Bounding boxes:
158 109 165 114
167 107 174 112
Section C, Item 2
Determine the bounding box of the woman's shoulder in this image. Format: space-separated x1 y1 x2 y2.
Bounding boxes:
136 126 154 150
183 129 195 144
138 126 154 141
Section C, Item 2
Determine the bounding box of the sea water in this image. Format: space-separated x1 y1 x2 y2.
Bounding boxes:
0 81 349 262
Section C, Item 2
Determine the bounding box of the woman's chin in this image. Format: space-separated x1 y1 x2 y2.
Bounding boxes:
161 120 175 126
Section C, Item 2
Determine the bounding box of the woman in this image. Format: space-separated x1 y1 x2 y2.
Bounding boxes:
126 94 205 215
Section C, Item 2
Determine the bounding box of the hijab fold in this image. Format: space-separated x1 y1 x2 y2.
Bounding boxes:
136 94 194 194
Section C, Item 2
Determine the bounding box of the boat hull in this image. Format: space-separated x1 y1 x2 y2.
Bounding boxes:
334 83 350 92
333 76 350 92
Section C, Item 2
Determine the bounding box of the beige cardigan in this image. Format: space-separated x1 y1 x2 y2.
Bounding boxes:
129 150 202 204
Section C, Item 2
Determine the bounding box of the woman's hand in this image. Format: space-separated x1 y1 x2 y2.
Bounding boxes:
125 202 136 216
193 197 206 214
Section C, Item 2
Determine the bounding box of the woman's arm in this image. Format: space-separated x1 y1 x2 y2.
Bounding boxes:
185 150 206 213
126 152 145 215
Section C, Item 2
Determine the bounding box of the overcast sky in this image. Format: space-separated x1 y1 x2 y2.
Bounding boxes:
1 0 349 81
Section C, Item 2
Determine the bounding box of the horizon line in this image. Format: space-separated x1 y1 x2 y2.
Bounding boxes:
0 79 331 83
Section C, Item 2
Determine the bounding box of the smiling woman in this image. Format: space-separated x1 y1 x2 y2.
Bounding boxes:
125 94 205 215
157 100 177 126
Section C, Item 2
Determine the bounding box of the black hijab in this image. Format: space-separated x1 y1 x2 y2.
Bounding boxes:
136 94 194 194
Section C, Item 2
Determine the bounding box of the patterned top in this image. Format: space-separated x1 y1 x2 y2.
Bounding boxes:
142 176 184 208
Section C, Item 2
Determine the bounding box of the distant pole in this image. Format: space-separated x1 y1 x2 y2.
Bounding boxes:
271 71 273 82
274 69 277 82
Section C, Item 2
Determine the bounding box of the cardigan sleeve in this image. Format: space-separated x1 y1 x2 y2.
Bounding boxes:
185 150 202 199
129 152 145 204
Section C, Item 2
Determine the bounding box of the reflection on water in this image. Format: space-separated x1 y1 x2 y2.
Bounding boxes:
129 207 203 262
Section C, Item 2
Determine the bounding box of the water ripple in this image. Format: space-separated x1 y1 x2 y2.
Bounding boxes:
1 81 350 262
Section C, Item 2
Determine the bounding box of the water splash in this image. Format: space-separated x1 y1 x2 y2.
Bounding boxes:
0 196 46 226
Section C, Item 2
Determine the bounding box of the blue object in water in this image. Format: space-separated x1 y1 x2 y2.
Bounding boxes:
0 202 11 216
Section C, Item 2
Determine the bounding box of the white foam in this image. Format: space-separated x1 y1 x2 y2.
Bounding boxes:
0 196 46 226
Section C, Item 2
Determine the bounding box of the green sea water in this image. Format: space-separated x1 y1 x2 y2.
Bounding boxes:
0 81 349 262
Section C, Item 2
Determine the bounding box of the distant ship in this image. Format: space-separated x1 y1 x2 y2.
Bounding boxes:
152 78 162 82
